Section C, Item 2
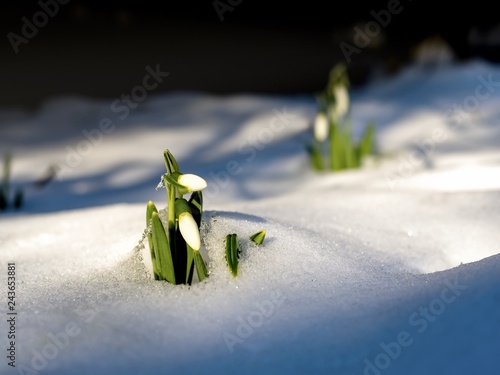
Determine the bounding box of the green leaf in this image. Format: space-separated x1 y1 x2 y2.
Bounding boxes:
193 250 208 282
358 121 376 165
329 62 349 87
167 179 177 265
146 201 160 280
250 229 266 246
188 191 203 229
151 212 176 284
343 124 355 169
186 245 195 285
326 63 349 102
330 121 344 171
164 149 180 175
225 233 239 277
306 140 324 171
146 201 158 227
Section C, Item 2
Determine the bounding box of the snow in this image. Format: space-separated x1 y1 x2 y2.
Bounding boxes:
1 59 500 375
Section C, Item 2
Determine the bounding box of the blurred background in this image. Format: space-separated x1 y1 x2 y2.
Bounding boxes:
0 0 499 110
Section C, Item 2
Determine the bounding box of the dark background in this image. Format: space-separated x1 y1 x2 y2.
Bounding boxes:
1 0 498 109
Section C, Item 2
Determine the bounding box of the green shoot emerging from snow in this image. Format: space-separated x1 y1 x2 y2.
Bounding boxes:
225 234 239 277
307 62 377 172
224 229 267 277
0 152 24 212
146 150 209 285
250 229 266 245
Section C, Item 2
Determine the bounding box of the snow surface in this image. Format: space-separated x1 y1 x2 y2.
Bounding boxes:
1 59 500 375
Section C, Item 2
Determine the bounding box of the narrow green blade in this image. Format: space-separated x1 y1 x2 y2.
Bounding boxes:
344 124 355 169
358 121 376 165
231 234 239 273
193 250 208 282
250 229 266 246
186 245 195 284
330 122 344 171
326 63 349 102
164 149 180 175
151 212 176 284
225 234 239 277
167 182 177 270
353 144 361 168
188 191 203 229
146 201 158 225
329 62 349 87
225 234 233 273
146 201 160 280
306 140 324 171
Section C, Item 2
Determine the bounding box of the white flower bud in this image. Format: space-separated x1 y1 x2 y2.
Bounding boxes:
313 112 329 142
333 85 349 119
178 211 201 250
177 174 207 192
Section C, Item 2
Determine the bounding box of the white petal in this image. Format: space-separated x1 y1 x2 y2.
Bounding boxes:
313 112 329 142
179 212 201 250
177 174 207 192
334 85 350 118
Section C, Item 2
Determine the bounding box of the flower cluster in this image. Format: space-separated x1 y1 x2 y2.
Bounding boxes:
307 63 376 172
146 150 208 284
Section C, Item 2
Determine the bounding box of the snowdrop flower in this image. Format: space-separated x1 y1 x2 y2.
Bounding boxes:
330 84 350 120
177 173 207 192
175 198 201 250
163 172 207 194
178 212 201 250
313 112 329 142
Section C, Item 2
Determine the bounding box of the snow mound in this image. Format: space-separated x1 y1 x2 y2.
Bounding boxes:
5 206 499 375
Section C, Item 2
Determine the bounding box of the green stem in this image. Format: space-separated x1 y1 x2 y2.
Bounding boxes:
146 201 160 280
330 121 343 171
311 140 324 171
186 245 195 284
344 123 354 169
167 181 177 269
194 250 209 282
